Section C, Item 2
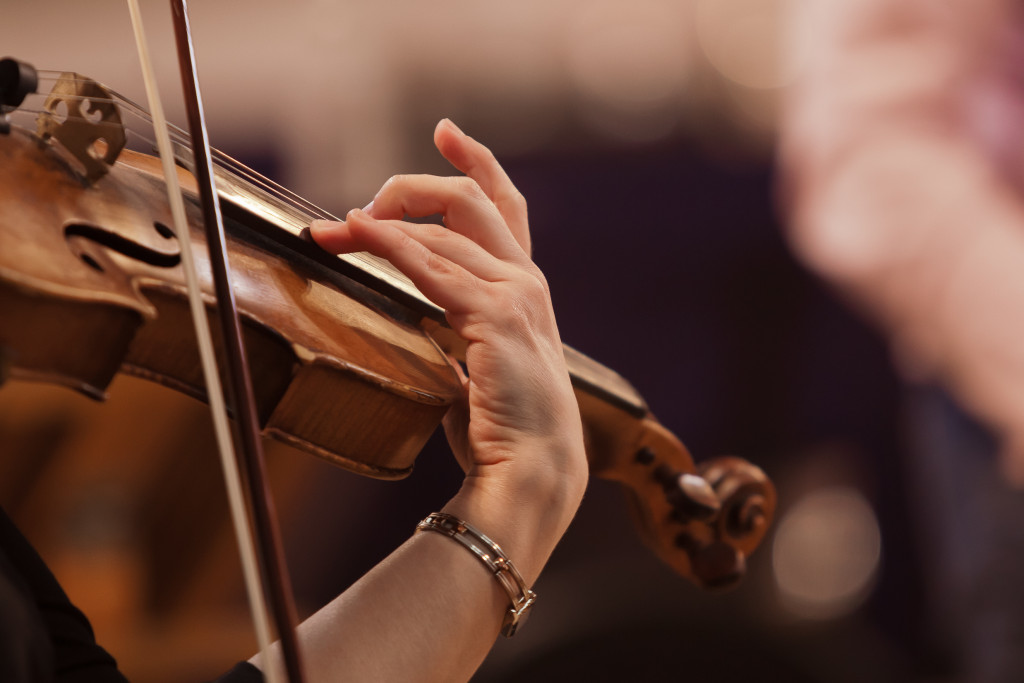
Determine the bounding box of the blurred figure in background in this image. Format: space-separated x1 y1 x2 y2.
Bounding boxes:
780 0 1024 680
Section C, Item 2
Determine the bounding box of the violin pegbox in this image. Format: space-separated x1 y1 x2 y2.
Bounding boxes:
615 418 776 590
36 71 126 183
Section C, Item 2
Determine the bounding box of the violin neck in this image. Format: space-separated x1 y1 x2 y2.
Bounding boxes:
192 147 652 426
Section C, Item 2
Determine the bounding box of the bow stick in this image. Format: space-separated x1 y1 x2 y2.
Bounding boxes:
126 1 305 681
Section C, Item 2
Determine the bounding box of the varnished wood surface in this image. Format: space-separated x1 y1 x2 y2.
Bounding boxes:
1 133 461 477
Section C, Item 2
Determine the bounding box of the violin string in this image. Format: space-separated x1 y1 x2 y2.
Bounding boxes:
21 94 335 226
26 78 331 217
110 90 337 222
22 79 422 299
26 79 337 220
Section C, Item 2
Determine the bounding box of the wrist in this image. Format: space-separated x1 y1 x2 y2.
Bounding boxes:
441 437 587 584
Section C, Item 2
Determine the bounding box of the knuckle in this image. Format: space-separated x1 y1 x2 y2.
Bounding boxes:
511 189 528 214
418 223 450 241
387 227 419 254
525 270 551 302
423 250 459 278
451 175 487 201
379 174 409 196
495 273 551 327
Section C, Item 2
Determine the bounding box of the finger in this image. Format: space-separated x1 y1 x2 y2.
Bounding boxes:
433 119 531 256
312 210 495 313
312 211 513 282
369 174 525 262
309 218 351 254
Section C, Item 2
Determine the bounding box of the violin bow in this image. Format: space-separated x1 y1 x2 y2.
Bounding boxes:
126 1 305 681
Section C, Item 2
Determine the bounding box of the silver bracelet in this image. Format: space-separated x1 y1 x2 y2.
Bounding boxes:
416 512 537 637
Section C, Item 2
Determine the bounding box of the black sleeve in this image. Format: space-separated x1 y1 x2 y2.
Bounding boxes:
0 506 265 683
0 506 128 683
209 662 264 683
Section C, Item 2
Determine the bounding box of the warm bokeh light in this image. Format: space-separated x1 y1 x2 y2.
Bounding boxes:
0 0 784 207
772 486 882 620
695 0 795 90
565 0 694 142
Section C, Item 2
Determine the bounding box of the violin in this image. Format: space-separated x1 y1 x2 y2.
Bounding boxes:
0 56 773 599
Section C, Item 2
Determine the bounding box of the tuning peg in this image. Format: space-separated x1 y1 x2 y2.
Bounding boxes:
674 532 746 589
652 463 720 523
672 472 721 521
691 541 746 590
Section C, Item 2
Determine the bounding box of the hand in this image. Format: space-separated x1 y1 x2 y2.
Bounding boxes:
310 120 587 561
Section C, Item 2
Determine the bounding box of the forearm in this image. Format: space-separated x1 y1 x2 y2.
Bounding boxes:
258 524 507 683
252 431 586 683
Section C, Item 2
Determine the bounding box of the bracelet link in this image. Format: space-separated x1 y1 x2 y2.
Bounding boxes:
416 512 536 637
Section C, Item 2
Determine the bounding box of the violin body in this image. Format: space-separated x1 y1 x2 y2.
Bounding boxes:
0 68 775 589
1 125 460 478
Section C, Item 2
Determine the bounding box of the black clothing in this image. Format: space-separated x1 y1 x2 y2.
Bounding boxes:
210 663 263 683
0 507 260 682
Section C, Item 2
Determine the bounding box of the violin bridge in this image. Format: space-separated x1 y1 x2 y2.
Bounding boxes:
36 72 126 184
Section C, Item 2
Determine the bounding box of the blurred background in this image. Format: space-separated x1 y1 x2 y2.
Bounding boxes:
0 0 958 681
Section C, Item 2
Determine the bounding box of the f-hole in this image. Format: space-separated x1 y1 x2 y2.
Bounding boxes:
65 221 182 270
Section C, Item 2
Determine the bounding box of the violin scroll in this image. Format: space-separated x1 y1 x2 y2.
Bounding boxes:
699 456 774 554
587 407 775 590
687 456 775 588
